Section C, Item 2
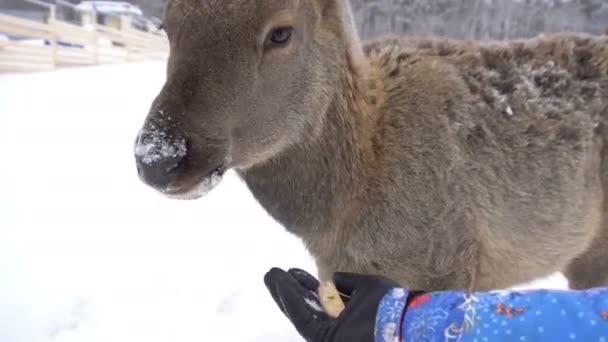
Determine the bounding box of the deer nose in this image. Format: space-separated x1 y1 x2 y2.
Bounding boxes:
134 127 187 190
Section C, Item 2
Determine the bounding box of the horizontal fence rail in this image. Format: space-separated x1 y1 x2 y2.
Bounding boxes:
0 0 168 73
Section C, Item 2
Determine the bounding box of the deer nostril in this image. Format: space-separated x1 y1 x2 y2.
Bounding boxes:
134 127 188 189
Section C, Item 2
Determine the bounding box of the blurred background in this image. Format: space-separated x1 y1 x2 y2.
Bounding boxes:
350 0 607 40
0 1 600 342
1 0 606 72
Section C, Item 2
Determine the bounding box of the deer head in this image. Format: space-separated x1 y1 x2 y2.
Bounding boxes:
134 0 360 199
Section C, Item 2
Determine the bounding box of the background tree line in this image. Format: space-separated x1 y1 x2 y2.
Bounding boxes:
349 0 607 39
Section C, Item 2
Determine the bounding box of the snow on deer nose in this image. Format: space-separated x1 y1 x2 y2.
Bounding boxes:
134 118 187 190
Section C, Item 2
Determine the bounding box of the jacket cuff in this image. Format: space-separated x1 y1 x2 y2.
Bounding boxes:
374 288 409 342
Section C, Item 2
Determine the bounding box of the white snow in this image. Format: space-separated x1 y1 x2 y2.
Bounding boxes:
0 62 568 342
0 62 315 342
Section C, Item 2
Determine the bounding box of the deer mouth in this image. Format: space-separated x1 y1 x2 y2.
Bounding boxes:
162 164 228 200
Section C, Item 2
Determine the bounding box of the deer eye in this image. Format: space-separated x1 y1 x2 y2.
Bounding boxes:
267 27 293 46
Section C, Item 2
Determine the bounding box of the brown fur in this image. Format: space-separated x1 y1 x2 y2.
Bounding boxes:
135 0 608 292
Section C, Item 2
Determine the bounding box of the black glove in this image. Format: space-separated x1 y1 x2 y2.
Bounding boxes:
263 267 401 342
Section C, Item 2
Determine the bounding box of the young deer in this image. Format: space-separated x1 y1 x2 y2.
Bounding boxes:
134 0 608 292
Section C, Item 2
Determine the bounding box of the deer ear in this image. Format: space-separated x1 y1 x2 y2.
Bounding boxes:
317 0 342 19
317 0 360 43
316 0 356 30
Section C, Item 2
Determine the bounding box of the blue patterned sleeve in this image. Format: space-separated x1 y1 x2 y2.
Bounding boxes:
374 286 608 342
374 288 409 342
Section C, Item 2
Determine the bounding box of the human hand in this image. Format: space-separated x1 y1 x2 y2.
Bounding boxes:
264 267 400 342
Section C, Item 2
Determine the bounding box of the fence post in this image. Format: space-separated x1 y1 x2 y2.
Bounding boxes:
81 10 99 65
120 15 132 62
48 4 57 68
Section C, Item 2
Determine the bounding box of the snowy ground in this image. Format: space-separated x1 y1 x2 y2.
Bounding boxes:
0 62 568 342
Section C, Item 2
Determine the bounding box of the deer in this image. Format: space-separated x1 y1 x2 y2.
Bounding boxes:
133 0 608 293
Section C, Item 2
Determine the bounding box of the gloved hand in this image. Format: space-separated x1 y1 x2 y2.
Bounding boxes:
263 267 401 342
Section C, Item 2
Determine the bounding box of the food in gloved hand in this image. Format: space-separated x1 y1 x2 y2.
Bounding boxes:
318 281 346 318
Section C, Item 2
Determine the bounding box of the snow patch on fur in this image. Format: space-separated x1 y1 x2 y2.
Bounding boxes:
134 117 186 165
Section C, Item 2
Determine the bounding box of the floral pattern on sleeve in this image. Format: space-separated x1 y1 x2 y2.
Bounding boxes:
456 287 608 341
375 286 608 342
374 288 409 342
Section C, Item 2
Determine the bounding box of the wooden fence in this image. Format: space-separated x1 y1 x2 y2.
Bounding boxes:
0 0 169 73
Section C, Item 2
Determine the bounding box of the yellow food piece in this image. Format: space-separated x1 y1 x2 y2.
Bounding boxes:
318 281 346 318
